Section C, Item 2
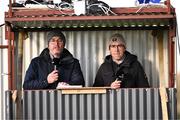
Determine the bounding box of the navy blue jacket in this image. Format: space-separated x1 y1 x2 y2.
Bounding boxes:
93 51 149 88
23 48 85 90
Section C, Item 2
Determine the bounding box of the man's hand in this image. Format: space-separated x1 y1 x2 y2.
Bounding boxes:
47 70 59 84
110 80 121 89
57 82 69 86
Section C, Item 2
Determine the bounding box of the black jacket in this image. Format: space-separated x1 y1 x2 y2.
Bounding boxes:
93 51 149 88
23 48 85 90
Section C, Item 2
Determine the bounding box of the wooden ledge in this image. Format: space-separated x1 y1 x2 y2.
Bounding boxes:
60 87 111 94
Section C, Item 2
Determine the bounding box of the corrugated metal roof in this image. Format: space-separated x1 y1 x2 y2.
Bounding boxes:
11 18 171 29
5 6 176 29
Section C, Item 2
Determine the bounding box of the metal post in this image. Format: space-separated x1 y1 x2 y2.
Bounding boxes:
15 31 24 119
6 26 13 90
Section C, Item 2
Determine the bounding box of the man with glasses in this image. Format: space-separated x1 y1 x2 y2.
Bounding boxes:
93 33 149 89
23 30 85 90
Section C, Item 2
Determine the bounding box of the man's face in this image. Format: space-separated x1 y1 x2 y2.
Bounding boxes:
109 41 126 61
48 36 64 57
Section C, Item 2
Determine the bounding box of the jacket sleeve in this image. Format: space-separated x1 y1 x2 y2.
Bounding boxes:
135 61 150 88
93 65 104 87
69 60 85 86
23 59 49 90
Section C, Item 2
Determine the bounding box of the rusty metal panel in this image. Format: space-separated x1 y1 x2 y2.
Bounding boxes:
22 30 169 87
5 88 177 120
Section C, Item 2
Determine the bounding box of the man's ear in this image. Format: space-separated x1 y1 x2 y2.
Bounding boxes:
108 45 111 50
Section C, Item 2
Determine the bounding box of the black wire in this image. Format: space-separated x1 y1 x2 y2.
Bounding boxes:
0 24 5 27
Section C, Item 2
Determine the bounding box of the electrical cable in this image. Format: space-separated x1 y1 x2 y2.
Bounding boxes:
136 4 148 13
27 0 42 5
101 5 117 15
87 3 116 15
58 2 73 11
57 2 73 15
99 5 107 15
46 4 57 10
0 24 5 27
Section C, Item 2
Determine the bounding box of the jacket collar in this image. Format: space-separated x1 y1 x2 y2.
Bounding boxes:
105 51 137 67
39 48 74 64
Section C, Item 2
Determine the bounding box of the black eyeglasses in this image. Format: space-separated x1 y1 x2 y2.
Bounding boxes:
110 44 124 48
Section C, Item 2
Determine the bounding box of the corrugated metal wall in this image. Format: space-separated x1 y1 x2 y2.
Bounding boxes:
22 30 169 87
5 88 177 120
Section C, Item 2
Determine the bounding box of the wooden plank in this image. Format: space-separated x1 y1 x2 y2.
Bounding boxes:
159 88 168 120
158 30 166 87
60 87 110 94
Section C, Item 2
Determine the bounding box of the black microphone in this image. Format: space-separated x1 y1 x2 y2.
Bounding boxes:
116 74 124 82
115 69 124 82
52 58 60 70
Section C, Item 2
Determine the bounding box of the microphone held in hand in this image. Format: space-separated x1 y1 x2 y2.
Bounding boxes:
52 58 60 70
116 74 124 82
